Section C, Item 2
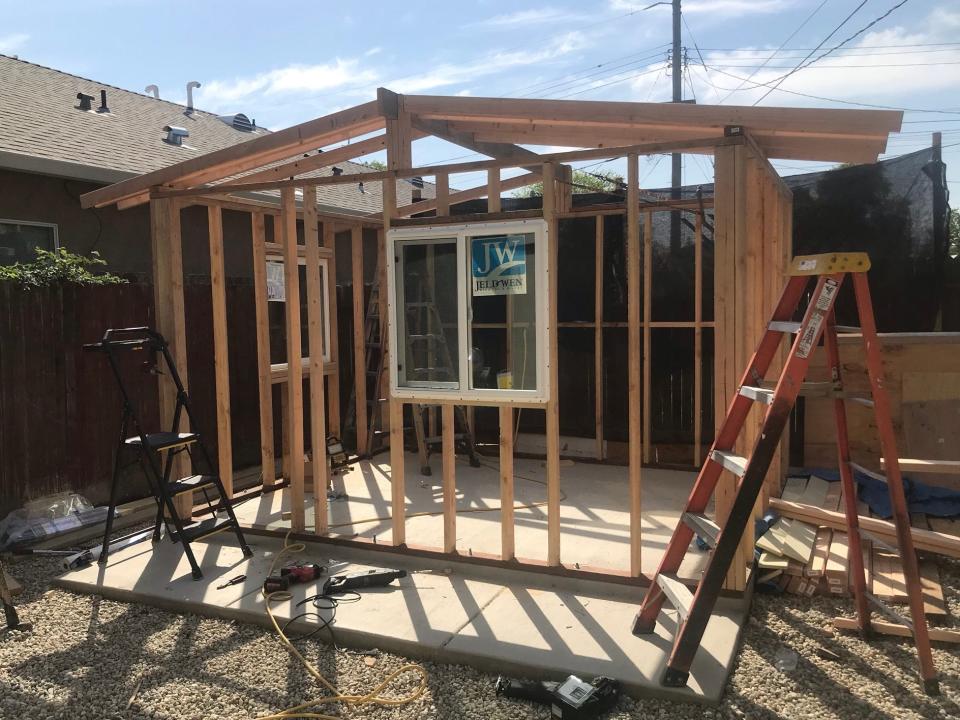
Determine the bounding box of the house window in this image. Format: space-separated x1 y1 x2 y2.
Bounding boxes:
387 219 548 404
0 219 59 265
266 254 331 363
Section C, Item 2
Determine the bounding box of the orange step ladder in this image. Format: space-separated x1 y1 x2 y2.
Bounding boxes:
632 252 939 695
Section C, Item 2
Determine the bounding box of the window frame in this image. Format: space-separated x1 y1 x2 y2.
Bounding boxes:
265 253 332 364
0 219 59 264
387 218 550 405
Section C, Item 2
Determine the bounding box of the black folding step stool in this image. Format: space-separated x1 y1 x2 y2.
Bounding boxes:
85 327 253 579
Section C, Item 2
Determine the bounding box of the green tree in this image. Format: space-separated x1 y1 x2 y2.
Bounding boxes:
950 209 959 260
512 169 624 198
365 160 387 171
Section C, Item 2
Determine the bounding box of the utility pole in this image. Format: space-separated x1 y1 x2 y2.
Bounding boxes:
670 0 682 251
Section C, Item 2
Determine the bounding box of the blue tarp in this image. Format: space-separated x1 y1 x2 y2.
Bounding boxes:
802 467 960 519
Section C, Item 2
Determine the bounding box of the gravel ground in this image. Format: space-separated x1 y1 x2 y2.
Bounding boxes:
1 551 958 720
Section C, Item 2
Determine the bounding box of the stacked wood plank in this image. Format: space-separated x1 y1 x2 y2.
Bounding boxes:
759 477 951 622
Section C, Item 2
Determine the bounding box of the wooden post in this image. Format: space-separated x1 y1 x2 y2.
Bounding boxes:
323 221 341 436
487 169 501 213
442 403 456 553
304 188 328 534
150 197 192 517
543 161 561 566
499 405 515 561
642 210 653 464
594 214 604 461
627 155 643 577
436 171 450 215
351 224 368 453
207 204 233 497
251 212 276 487
693 211 703 467
281 187 305 532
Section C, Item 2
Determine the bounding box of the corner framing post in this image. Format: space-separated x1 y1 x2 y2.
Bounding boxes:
207 203 233 497
627 154 643 577
150 197 192 518
305 188 329 534
543 161 562 566
380 86 409 547
281 187 305 532
251 212 276 487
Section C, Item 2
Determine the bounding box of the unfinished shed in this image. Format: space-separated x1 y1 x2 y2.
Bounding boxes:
79 88 903 591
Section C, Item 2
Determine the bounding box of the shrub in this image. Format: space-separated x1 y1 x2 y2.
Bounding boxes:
0 248 126 288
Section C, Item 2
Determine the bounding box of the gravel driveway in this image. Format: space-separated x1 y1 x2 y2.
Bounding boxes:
1 552 958 719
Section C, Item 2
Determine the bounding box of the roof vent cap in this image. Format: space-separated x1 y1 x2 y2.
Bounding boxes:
332 166 343 176
185 81 201 114
97 90 109 113
410 176 424 189
145 84 159 99
217 113 255 132
76 92 94 111
163 125 189 146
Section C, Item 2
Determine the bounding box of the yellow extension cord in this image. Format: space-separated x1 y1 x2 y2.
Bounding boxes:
255 460 564 718
256 532 429 720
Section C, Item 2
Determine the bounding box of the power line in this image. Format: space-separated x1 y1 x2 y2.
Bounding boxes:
753 0 870 105
523 50 670 98
699 60 960 69
717 0 828 104
693 63 960 115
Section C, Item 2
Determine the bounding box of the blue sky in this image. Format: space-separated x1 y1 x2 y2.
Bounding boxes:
2 0 959 191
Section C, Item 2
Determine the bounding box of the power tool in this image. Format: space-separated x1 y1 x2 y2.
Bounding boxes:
321 568 407 596
495 674 620 719
263 562 325 593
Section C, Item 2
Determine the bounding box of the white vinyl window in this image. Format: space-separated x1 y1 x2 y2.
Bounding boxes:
266 254 331 364
0 219 59 266
387 219 549 404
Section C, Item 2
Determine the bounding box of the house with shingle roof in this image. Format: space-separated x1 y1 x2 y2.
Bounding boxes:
0 53 431 277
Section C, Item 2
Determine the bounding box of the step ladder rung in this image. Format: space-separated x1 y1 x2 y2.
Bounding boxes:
656 574 695 623
847 396 875 408
682 512 722 548
125 432 198 452
769 320 801 333
709 450 748 477
167 474 218 496
173 517 234 544
739 385 774 404
849 462 887 484
860 529 898 554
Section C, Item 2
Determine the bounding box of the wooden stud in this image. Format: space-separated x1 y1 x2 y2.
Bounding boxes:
543 161 561 567
642 210 653 465
304 188 329 534
499 405 515 561
594 214 604 461
207 204 233 497
351 225 368 453
693 211 703 467
627 155 643 577
487 169 501 212
149 197 192 517
435 171 450 215
281 187 305 532
251 212 276 486
323 221 341 436
442 404 456 553
395 171 540 218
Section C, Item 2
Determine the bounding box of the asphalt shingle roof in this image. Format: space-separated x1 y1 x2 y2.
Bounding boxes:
0 54 432 215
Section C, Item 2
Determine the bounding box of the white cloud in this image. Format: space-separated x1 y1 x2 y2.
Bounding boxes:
199 58 378 111
389 31 588 93
0 33 29 54
364 46 382 57
471 7 583 28
685 9 960 109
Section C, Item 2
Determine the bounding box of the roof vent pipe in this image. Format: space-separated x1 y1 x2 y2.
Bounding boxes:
185 81 201 113
145 84 159 99
97 90 109 113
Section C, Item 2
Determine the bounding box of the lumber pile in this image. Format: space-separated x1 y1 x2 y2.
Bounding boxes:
758 476 952 622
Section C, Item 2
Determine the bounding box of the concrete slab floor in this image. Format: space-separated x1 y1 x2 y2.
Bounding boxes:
53 532 748 705
234 452 710 580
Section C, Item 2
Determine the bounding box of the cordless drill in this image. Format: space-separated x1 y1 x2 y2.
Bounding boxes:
263 562 325 593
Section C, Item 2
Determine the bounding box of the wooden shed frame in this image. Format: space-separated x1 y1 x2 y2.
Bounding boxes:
81 88 901 589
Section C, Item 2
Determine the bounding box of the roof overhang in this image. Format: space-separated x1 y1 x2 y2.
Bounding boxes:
80 89 903 211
